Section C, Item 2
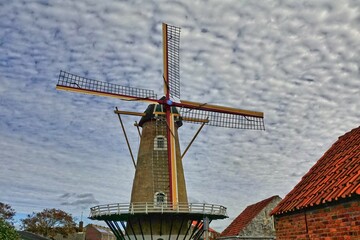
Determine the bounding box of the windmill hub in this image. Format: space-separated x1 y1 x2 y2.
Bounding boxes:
158 95 174 106
166 99 173 105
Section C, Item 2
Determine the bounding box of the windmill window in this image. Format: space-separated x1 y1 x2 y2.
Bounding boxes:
154 192 167 206
155 104 163 112
154 135 167 150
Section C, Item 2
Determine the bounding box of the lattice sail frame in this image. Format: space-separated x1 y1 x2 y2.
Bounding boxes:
166 25 181 100
57 70 157 101
179 108 265 130
163 24 181 100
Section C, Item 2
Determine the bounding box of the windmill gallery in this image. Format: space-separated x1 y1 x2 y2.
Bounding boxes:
56 23 265 240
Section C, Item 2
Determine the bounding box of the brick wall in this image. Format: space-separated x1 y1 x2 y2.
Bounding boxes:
274 198 360 239
85 225 101 240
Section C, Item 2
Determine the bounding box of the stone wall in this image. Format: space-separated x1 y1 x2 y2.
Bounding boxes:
239 196 281 238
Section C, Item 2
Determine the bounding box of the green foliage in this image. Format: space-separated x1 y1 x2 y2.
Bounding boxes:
21 208 76 238
0 218 20 240
0 202 19 240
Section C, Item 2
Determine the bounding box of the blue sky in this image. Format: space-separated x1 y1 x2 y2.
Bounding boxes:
1 0 359 232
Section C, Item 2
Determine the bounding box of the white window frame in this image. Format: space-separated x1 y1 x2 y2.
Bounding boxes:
154 135 167 150
154 192 167 206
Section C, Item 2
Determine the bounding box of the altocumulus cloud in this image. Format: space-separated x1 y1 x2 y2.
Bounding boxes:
60 193 99 207
0 0 359 231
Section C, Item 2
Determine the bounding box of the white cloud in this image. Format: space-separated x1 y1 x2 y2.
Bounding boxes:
0 0 359 232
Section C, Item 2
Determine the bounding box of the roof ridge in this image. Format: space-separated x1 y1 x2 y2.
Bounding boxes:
246 195 278 208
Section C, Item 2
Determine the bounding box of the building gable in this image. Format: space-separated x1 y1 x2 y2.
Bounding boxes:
221 195 281 237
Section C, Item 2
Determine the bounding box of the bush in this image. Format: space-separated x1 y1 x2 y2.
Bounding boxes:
0 218 20 240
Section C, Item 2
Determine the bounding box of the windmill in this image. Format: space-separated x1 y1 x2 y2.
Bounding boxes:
56 23 264 240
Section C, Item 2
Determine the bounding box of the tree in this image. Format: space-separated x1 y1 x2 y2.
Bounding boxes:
0 202 16 224
21 208 76 239
0 202 19 239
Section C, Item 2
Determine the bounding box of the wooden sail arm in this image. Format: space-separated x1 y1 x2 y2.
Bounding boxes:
172 100 265 130
175 100 264 118
57 85 160 104
114 110 146 117
113 110 209 123
56 70 159 104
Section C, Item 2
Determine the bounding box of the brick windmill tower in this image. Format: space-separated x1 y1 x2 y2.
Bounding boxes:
56 23 265 240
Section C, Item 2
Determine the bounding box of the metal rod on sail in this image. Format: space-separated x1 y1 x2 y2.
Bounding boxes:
134 121 142 138
181 121 206 160
115 107 136 169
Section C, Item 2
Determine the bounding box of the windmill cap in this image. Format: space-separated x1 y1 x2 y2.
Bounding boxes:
138 103 183 128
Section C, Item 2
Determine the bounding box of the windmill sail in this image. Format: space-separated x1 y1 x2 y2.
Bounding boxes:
56 70 157 101
176 100 265 130
163 23 181 100
179 107 265 129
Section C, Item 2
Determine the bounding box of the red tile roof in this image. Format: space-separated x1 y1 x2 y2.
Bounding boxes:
272 126 360 215
221 196 279 237
191 221 218 234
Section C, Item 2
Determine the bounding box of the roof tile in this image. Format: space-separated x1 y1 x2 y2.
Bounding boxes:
221 196 279 237
272 126 360 215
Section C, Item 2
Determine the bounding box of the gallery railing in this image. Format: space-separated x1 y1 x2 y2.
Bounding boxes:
90 202 227 218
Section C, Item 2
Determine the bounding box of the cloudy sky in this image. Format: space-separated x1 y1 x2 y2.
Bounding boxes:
1 0 359 232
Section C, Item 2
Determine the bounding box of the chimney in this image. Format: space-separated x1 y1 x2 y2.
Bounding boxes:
78 221 84 232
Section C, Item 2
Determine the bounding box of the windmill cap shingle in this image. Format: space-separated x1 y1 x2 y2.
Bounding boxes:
138 102 182 127
271 126 360 216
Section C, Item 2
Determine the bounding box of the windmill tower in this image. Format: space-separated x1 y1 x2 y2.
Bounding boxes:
56 23 265 240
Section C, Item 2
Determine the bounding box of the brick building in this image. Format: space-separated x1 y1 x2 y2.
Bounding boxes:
85 224 116 240
220 195 281 239
271 126 360 239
